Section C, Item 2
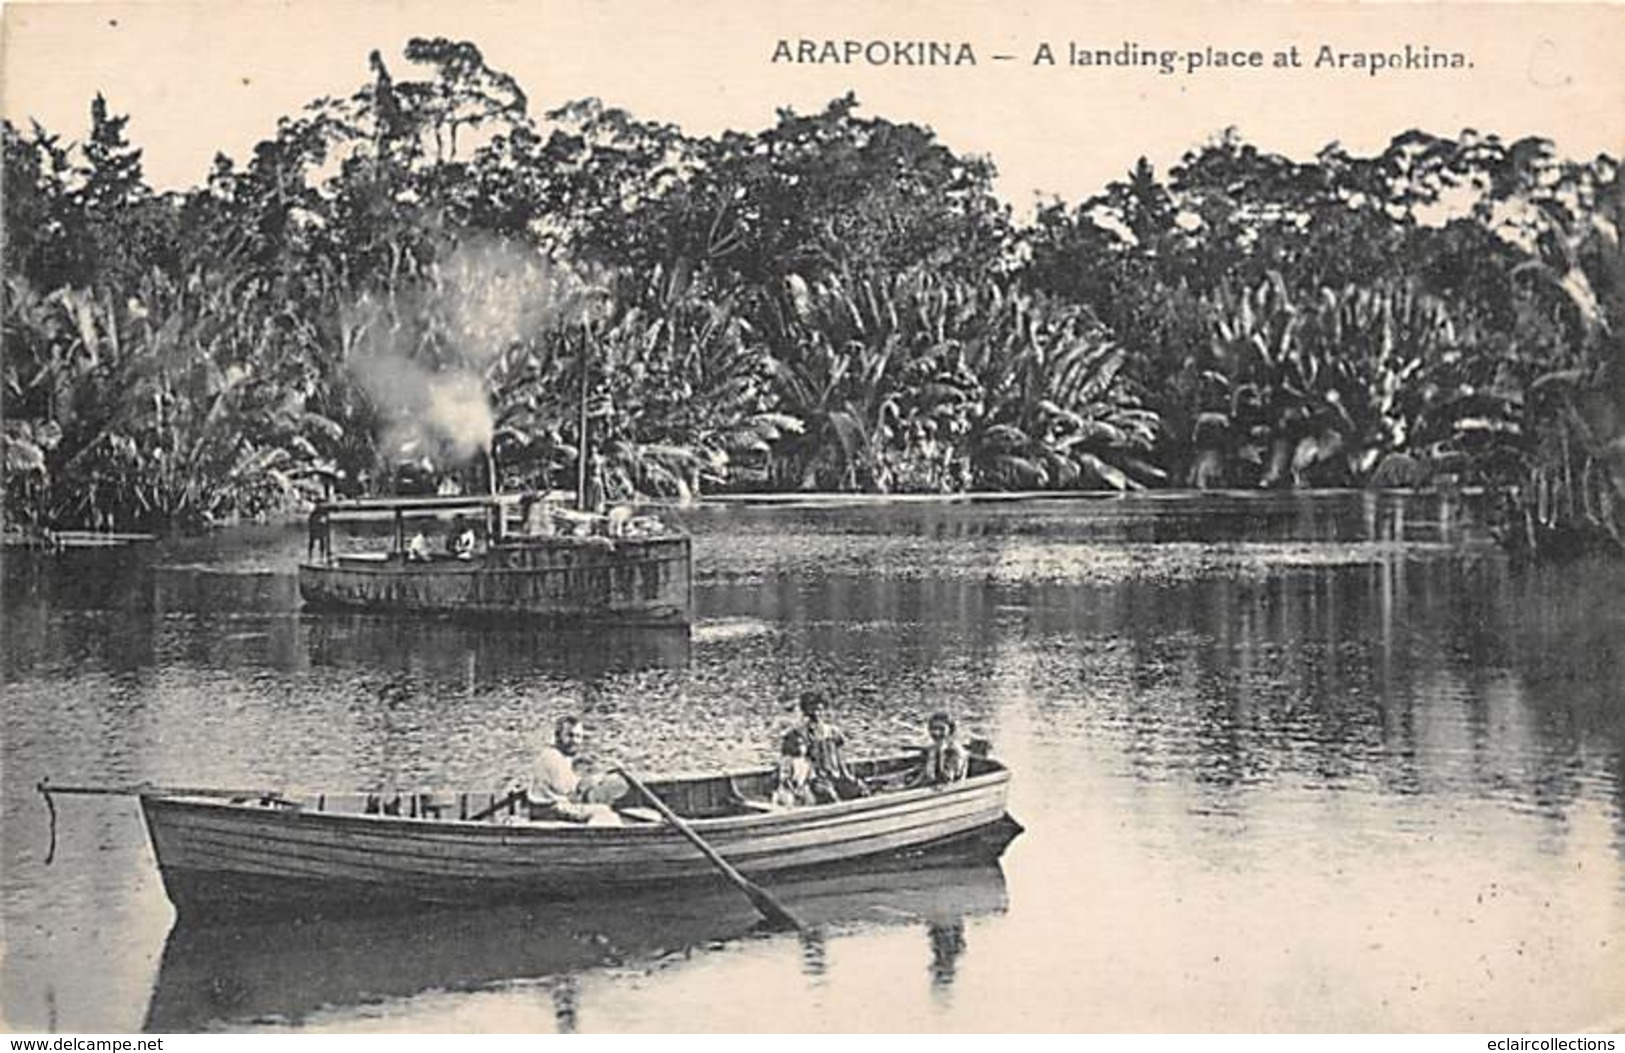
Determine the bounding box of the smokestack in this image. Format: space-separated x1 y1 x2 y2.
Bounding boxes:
347 239 567 494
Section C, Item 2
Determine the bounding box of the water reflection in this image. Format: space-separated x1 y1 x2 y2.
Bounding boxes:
300 613 692 681
549 976 581 1035
927 920 967 995
798 929 829 981
141 861 1008 1032
688 489 1471 546
2 564 690 685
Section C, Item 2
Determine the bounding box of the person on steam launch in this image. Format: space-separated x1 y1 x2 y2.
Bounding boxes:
585 454 609 516
449 514 477 559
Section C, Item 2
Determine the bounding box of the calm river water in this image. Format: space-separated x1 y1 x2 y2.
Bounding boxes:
2 492 1622 1032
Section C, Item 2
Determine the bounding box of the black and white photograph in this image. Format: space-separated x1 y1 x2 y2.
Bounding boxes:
2 0 1623 1036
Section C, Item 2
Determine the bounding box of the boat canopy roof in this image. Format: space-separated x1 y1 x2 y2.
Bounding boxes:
313 491 573 519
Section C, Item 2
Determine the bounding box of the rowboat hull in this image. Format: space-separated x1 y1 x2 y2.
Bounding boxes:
139 759 1019 921
297 534 692 625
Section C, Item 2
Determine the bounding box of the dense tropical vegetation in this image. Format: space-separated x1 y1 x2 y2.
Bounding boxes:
3 40 1621 555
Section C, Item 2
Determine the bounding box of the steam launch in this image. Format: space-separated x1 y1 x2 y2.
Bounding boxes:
296 489 693 626
297 243 694 626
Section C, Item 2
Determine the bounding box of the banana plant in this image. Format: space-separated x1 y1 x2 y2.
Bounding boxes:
492 261 798 501
2 266 328 530
763 267 1160 492
1503 161 1624 552
1194 273 1468 488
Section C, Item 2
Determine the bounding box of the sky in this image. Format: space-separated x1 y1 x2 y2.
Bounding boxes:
2 0 1623 211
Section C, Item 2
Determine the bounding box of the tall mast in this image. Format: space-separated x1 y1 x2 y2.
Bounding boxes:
576 324 591 512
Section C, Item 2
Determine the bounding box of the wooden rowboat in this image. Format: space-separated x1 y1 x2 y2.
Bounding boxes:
137 754 1021 921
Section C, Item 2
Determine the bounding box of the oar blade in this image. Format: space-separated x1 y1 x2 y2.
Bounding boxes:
616 765 806 932
746 885 802 931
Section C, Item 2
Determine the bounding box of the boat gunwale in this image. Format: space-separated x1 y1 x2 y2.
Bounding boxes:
306 493 693 537
298 551 691 577
141 760 1011 840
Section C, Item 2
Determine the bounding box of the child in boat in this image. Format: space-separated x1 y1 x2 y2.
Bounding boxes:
909 711 969 787
800 691 870 801
772 729 818 807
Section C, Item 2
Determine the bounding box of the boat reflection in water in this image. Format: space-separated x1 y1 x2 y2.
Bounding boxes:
142 857 1009 1032
300 611 694 680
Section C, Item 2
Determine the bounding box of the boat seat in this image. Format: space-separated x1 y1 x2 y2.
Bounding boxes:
235 794 299 810
724 777 782 815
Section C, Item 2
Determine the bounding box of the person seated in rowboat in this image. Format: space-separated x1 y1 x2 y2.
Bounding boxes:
799 691 870 802
908 711 969 788
404 531 431 563
516 715 625 825
771 729 818 807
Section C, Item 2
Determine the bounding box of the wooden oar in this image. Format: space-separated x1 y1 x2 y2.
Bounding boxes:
614 767 804 932
38 780 282 800
468 789 525 823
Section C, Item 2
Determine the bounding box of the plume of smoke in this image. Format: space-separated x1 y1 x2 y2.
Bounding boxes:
346 238 584 475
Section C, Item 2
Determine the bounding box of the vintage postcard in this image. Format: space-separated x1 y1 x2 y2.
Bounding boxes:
2 0 1623 1036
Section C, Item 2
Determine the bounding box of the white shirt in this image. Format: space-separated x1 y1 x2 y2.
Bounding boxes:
530 744 579 805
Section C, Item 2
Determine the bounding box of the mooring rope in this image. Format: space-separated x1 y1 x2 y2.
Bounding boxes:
37 781 57 866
